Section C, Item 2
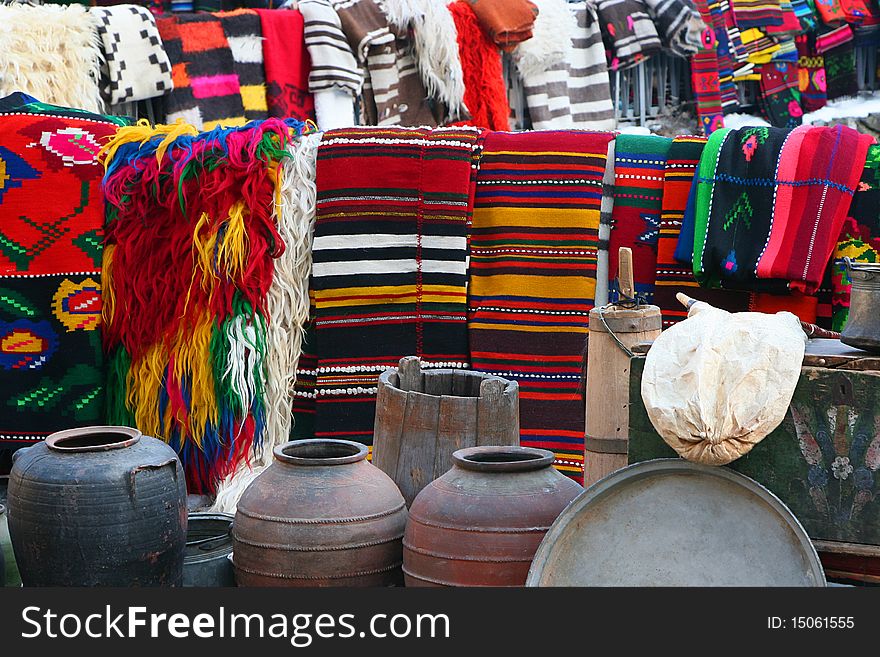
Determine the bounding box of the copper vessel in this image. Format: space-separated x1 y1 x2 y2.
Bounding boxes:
233 439 407 586
841 258 880 353
403 446 582 587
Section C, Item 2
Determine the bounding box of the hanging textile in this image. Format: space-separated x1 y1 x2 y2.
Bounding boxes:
758 125 874 294
596 0 663 70
468 130 615 484
643 0 707 56
382 0 467 122
257 8 315 121
796 33 827 112
814 0 846 24
693 126 792 291
466 0 539 50
100 118 310 494
690 0 724 135
819 26 858 101
0 4 103 113
733 0 784 28
299 0 362 130
513 0 616 130
334 0 439 126
156 14 247 129
0 94 126 452
91 5 174 109
758 62 803 129
830 145 880 330
305 126 481 446
608 134 673 303
218 9 269 122
448 1 510 131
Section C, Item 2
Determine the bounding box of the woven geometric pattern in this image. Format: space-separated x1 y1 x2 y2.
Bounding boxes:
92 5 173 106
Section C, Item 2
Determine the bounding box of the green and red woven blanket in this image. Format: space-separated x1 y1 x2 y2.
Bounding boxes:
468 130 614 484
0 93 126 451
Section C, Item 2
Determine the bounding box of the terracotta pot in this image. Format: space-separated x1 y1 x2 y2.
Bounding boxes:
403 446 583 586
232 439 407 586
8 426 187 586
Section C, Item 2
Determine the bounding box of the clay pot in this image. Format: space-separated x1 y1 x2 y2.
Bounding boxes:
7 426 187 586
403 446 583 586
183 513 235 587
232 439 407 586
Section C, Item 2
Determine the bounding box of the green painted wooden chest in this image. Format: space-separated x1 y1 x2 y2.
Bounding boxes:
628 340 880 582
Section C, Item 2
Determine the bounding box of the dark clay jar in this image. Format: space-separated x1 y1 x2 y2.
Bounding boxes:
232 439 407 587
403 446 583 587
8 426 187 586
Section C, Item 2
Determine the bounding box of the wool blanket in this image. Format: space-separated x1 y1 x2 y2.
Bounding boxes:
257 9 315 121
830 145 880 330
819 26 858 100
334 0 438 126
694 126 793 292
219 9 269 122
643 0 707 56
514 1 616 130
757 125 874 294
596 0 663 70
733 0 784 28
299 0 361 129
100 118 310 494
759 62 803 129
448 1 510 131
469 130 615 484
691 29 726 135
302 126 481 447
92 5 174 109
0 94 126 451
796 33 828 112
156 14 246 129
608 134 672 303
0 4 103 113
382 0 467 122
466 0 539 51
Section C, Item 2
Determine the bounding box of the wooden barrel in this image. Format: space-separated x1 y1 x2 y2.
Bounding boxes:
584 305 661 487
373 356 520 506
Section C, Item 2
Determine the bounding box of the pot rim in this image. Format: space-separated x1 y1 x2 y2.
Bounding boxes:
273 439 368 466
46 426 141 453
452 446 555 473
845 257 880 272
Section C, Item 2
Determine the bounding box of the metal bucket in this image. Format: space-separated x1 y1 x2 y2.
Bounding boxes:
527 459 826 587
183 512 235 587
841 258 880 353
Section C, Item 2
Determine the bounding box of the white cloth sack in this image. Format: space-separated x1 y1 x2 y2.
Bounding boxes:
641 301 806 465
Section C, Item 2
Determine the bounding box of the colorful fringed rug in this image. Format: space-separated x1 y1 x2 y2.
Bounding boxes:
608 134 672 303
469 130 614 483
0 94 126 451
296 126 482 448
100 117 311 494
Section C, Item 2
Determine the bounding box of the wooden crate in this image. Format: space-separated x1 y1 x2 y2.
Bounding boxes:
628 339 880 584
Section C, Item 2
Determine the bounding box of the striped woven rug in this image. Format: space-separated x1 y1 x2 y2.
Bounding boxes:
468 130 614 483
304 126 483 448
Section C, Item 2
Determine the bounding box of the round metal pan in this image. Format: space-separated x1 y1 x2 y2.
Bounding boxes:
526 459 825 587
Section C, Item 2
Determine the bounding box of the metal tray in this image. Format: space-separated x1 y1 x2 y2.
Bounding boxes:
527 459 826 587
